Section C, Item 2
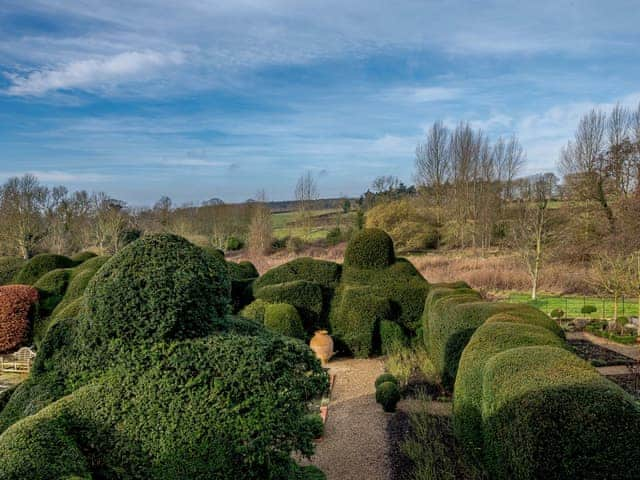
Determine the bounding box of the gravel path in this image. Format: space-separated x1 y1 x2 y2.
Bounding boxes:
303 357 390 480
566 331 640 360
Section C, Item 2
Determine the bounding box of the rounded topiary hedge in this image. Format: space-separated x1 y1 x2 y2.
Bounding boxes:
0 258 25 286
264 303 305 339
374 373 398 389
375 381 400 412
240 299 269 324
254 258 341 290
0 285 39 354
34 269 71 317
83 234 231 344
70 252 97 264
11 254 75 286
344 228 395 270
254 280 323 333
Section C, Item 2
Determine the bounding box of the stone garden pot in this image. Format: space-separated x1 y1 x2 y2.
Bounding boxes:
310 330 334 366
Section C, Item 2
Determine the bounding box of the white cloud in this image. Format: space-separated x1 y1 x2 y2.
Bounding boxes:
387 86 461 103
5 50 184 96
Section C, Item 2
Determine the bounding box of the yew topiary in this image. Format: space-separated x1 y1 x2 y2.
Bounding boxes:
344 228 395 269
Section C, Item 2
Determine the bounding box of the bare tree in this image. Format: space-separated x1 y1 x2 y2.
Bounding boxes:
415 121 450 224
511 174 556 299
92 193 130 254
502 135 526 201
295 171 318 239
591 252 631 322
0 175 49 259
248 190 272 255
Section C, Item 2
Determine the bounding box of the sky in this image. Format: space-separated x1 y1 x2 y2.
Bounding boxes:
1 1 640 206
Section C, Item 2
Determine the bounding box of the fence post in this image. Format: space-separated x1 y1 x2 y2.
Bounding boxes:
602 298 606 320
622 296 625 315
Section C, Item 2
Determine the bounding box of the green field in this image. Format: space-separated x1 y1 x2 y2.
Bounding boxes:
271 208 356 240
505 292 640 319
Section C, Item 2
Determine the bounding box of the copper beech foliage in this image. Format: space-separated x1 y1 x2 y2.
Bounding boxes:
0 285 38 353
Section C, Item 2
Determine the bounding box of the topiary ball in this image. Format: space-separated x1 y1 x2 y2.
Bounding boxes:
264 303 305 339
374 373 399 389
344 228 395 269
375 381 401 412
83 234 231 344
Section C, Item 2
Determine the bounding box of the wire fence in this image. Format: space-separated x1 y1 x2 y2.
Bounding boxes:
505 293 640 320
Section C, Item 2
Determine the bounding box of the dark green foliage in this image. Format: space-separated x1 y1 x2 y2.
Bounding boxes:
330 287 391 357
482 346 640 479
34 269 71 316
581 304 597 314
0 258 25 286
226 260 259 312
453 321 567 456
374 373 399 389
550 308 564 318
202 246 225 261
12 254 74 285
264 303 305 339
421 227 440 249
226 236 244 250
84 234 231 345
375 381 400 412
239 299 268 324
0 334 328 480
295 465 326 480
344 228 395 269
380 320 406 354
254 257 341 290
303 413 324 439
70 252 97 264
326 227 343 245
423 287 555 389
254 280 324 333
0 386 15 412
50 297 84 324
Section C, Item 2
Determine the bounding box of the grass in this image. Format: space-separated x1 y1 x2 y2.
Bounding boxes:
585 321 638 345
385 343 439 388
504 292 640 320
271 209 356 240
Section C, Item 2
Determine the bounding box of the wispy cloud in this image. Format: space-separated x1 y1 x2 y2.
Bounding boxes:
0 170 113 183
4 50 184 96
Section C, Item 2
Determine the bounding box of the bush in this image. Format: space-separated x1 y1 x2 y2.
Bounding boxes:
254 280 324 333
0 334 329 480
226 236 244 251
380 320 406 354
326 227 343 246
0 258 25 286
374 373 399 389
481 346 640 479
375 381 401 412
264 303 305 339
240 299 269 324
0 285 39 353
550 308 564 319
330 287 391 357
254 258 341 290
581 304 597 314
11 254 74 286
70 252 96 264
84 234 231 345
303 414 324 439
34 269 71 317
344 228 395 269
453 321 567 456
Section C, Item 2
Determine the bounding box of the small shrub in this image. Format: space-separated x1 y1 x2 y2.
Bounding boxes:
375 373 399 389
550 308 564 319
254 280 323 332
375 381 401 412
0 258 25 286
581 304 597 315
303 413 324 439
264 303 305 339
11 254 74 285
225 236 244 251
344 228 395 269
0 285 39 353
326 227 343 246
240 299 269 324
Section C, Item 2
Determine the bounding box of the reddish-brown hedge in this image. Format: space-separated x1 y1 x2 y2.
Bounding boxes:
0 285 38 353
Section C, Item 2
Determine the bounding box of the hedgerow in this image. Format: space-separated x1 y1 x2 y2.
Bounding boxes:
11 254 75 285
0 258 25 286
344 228 395 269
482 346 640 479
254 280 324 333
330 287 391 357
0 285 39 354
264 303 305 339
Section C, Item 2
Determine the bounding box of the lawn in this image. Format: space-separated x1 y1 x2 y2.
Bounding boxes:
271 208 356 240
504 292 640 319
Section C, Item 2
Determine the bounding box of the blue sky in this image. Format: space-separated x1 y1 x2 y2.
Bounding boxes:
1 1 640 205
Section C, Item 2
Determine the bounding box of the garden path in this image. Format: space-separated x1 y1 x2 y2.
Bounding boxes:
302 357 390 480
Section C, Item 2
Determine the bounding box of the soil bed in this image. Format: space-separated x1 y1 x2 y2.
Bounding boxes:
568 339 635 367
607 374 640 399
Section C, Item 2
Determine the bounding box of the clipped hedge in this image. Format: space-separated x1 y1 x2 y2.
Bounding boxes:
0 258 25 286
375 381 400 412
11 254 75 286
34 269 71 318
344 228 395 269
50 257 109 320
254 258 341 290
70 252 97 264
453 321 567 456
330 287 391 357
264 303 305 339
0 285 39 354
254 280 324 333
482 346 640 479
239 299 269 324
84 234 231 345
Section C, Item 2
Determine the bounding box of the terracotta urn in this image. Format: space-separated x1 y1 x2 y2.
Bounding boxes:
310 330 334 366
